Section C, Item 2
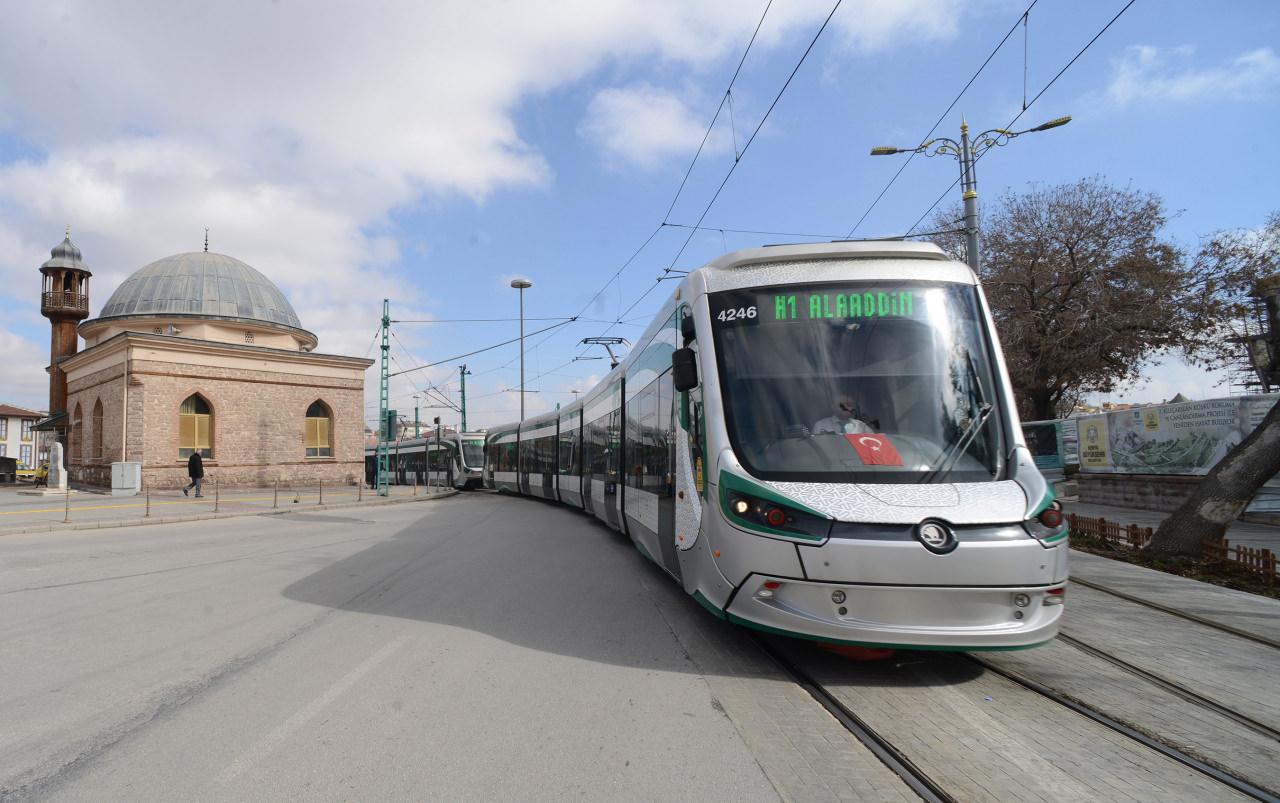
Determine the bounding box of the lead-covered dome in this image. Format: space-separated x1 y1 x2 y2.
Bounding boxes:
97 252 306 331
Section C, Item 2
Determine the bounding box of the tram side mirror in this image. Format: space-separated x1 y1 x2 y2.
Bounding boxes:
672 347 699 392
680 314 696 344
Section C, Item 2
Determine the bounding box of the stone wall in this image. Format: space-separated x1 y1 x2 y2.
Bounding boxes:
65 361 126 487
1077 473 1202 512
67 355 366 489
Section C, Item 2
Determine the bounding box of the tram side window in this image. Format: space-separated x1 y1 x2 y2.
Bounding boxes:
657 371 674 496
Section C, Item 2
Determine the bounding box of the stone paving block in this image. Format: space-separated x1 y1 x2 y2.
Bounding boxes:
791 644 1247 802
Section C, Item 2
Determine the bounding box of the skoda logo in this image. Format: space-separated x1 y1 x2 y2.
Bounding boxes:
916 520 957 554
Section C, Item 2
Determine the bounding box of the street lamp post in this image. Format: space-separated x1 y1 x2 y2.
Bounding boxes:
871 114 1071 272
510 278 533 420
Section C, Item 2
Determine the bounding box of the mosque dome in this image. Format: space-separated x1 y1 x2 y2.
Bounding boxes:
95 251 310 336
41 234 90 272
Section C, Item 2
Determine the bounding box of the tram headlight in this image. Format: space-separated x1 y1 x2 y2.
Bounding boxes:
722 491 831 540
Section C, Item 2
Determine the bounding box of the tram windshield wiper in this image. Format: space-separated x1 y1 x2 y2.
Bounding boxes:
923 402 993 484
921 350 993 484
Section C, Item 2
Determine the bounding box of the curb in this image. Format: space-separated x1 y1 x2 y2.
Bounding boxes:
0 488 459 537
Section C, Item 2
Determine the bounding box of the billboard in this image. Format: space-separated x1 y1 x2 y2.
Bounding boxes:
1076 394 1278 475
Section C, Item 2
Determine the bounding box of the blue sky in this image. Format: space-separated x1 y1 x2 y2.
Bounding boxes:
1 1 1277 427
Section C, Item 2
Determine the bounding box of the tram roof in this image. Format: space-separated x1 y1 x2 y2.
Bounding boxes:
704 240 949 270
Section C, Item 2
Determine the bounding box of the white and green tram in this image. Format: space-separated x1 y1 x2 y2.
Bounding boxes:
486 241 1067 650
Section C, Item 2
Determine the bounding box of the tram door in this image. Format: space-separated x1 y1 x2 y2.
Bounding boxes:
603 404 622 530
655 370 680 580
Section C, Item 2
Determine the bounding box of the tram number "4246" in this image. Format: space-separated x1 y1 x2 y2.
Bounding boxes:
716 306 757 323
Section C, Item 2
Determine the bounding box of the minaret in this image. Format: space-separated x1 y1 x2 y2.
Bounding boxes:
39 227 92 427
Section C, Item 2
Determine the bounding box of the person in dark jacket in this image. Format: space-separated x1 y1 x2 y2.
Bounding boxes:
184 452 205 497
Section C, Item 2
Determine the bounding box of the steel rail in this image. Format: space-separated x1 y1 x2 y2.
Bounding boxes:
1058 631 1280 743
968 654 1280 803
1070 576 1280 651
750 635 957 803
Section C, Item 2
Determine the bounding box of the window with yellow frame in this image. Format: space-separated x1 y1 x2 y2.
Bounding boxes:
179 394 213 458
305 401 332 457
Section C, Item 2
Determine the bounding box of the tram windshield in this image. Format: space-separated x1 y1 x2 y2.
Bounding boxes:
461 438 485 468
710 281 1005 483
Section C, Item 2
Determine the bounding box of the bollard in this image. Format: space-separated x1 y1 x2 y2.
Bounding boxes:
63 485 71 523
214 478 219 513
413 477 418 497
274 478 279 509
318 479 323 506
358 478 363 501
145 482 151 518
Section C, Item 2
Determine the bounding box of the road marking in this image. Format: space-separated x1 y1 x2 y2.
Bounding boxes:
215 635 409 785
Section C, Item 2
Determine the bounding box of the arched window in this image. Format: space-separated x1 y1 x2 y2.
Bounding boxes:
70 402 82 462
305 400 332 457
92 399 104 461
179 394 213 458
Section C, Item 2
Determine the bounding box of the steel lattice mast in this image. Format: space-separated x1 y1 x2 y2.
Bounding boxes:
376 298 390 497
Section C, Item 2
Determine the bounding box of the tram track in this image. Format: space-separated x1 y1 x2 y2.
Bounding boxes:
755 628 1278 802
1056 630 1280 743
966 653 1280 802
749 634 958 803
1069 576 1280 651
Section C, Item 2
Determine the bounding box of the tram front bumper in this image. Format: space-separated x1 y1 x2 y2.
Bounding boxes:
725 574 1063 650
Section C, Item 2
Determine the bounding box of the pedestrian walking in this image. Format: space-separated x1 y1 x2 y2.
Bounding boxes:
183 452 205 497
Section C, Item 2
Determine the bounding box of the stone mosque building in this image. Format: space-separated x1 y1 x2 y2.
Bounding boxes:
36 232 373 489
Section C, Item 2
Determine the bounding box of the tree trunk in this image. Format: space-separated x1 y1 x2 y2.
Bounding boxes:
1029 390 1056 422
1145 399 1280 556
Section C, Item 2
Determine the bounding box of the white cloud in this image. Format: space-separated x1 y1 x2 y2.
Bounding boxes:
0 1 965 415
1105 45 1280 108
579 84 725 170
0 329 49 411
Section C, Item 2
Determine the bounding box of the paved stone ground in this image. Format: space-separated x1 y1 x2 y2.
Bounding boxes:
1069 549 1280 644
967 547 1280 796
1059 585 1280 732
984 637 1280 794
640 572 914 803
791 643 1248 802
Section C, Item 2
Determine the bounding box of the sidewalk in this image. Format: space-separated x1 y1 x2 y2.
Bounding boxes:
1062 499 1280 551
0 482 454 537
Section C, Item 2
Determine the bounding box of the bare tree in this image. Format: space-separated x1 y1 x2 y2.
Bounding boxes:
1146 213 1280 556
932 177 1218 421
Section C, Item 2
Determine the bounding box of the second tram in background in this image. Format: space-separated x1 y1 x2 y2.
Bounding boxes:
484 240 1068 651
365 429 487 490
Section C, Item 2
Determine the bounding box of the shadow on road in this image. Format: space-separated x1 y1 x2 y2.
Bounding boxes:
282 492 984 685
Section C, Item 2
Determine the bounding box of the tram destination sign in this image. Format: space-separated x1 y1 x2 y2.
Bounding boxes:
711 284 921 327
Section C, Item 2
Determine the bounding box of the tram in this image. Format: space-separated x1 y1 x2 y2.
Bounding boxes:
486 241 1067 650
365 430 487 490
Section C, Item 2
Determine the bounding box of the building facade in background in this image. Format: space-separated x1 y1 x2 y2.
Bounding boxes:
36 236 373 489
0 404 48 469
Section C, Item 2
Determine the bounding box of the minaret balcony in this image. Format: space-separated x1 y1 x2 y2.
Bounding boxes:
42 290 90 317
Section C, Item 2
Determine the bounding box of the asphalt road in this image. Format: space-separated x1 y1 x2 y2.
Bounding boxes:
1 492 910 802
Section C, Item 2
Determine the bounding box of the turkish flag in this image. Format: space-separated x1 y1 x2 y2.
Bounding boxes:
845 434 904 466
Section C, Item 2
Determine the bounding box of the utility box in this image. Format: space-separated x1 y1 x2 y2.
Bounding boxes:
111 462 142 497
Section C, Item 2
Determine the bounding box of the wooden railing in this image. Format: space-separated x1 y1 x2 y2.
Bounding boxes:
1068 513 1277 586
41 291 88 312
